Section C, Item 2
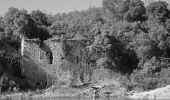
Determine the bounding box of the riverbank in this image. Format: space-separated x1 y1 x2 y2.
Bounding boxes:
2 83 170 100
0 80 127 99
0 89 126 100
130 85 170 100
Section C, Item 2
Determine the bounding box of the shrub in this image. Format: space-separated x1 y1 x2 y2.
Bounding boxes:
157 67 170 87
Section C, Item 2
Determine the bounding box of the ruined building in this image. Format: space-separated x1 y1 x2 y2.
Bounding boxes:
20 35 91 88
21 34 106 88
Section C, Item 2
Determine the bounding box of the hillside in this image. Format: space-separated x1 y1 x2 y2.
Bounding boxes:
1 0 170 99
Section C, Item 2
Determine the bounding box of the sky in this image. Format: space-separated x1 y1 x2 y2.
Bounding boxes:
0 0 103 15
1 0 170 16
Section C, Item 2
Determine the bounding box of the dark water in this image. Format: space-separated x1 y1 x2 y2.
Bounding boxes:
1 97 135 100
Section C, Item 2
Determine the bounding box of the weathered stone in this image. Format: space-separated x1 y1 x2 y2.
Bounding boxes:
21 35 110 88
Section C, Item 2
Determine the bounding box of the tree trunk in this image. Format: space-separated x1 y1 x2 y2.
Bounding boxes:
21 36 24 56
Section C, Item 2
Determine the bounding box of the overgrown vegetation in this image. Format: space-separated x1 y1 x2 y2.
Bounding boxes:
1 0 170 93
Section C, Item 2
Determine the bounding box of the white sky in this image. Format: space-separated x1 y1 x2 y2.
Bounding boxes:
0 0 103 15
0 0 170 15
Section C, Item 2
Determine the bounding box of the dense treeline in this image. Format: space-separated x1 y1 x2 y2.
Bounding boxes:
1 0 170 92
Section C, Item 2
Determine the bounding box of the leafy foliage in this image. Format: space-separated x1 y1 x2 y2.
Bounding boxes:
2 0 170 92
124 0 146 22
146 1 169 23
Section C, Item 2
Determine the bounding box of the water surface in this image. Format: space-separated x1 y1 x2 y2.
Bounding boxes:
5 97 135 100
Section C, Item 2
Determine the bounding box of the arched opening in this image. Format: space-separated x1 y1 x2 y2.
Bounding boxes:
40 42 53 64
35 82 41 89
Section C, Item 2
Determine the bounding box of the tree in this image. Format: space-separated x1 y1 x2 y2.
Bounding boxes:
165 18 170 32
4 7 35 39
124 0 146 22
102 0 130 21
146 1 169 23
136 45 154 59
48 21 69 37
0 17 5 40
0 17 5 32
103 0 121 13
30 10 51 40
4 7 21 37
30 10 50 26
4 7 38 55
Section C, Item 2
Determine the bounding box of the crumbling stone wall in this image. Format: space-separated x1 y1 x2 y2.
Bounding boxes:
44 39 64 66
24 40 42 61
22 40 49 89
23 37 102 87
22 56 47 89
24 39 52 64
44 38 96 86
44 39 71 86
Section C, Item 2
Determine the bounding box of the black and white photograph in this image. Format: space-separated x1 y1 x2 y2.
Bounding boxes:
0 0 170 100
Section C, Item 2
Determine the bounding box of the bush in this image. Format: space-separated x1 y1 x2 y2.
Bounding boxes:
0 74 17 92
157 67 170 87
129 70 158 91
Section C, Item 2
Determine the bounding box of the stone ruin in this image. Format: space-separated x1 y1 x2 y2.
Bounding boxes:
21 35 92 88
21 35 107 89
